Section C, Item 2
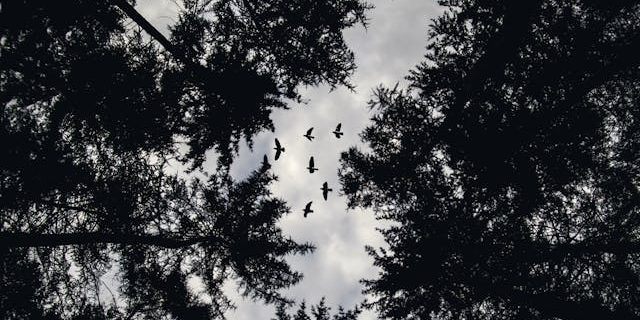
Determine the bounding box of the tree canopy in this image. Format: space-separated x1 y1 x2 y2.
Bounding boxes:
271 298 361 320
341 0 640 319
0 0 370 318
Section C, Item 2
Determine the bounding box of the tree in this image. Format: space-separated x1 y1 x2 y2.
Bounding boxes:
271 298 361 320
0 0 370 318
341 0 640 319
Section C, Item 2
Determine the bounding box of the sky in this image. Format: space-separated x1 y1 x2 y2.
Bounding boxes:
137 1 443 318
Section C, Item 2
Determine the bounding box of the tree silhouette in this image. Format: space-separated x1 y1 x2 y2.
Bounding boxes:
0 0 370 318
271 298 361 320
341 0 640 319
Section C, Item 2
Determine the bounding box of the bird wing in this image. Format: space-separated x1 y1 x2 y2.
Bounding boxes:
275 138 281 148
336 123 341 131
275 149 281 160
323 188 328 200
306 127 313 135
305 201 312 210
309 156 315 167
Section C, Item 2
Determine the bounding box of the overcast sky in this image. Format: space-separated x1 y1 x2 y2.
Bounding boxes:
137 1 442 318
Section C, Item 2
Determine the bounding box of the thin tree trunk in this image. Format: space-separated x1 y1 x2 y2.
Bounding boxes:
0 232 223 249
111 0 181 59
110 0 221 100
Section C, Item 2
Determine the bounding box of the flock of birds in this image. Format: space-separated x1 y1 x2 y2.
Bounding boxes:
261 123 344 218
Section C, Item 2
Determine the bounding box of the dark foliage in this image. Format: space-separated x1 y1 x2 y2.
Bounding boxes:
341 0 640 319
0 0 370 318
271 298 361 320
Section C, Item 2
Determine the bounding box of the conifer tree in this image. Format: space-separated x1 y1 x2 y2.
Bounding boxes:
341 1 640 319
0 0 370 318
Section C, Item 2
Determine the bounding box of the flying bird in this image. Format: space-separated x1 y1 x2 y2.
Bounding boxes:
303 127 315 141
261 154 271 171
333 123 343 138
274 138 285 160
321 182 333 200
307 156 318 173
303 201 313 218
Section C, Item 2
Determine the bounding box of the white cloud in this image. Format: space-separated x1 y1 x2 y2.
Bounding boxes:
223 1 442 318
135 0 181 36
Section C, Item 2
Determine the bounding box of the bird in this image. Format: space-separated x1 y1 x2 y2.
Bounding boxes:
333 123 343 138
321 182 333 200
307 156 318 173
261 154 271 171
303 201 313 217
274 138 285 160
303 127 315 141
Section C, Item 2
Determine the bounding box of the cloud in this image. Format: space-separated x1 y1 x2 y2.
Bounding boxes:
135 0 181 36
223 1 442 318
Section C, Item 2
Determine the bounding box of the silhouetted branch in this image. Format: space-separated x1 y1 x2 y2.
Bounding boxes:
493 285 639 320
111 0 181 59
443 1 540 129
0 232 224 249
444 0 640 135
37 200 102 216
528 1 638 94
544 240 640 258
558 32 640 110
111 0 222 100
241 0 266 35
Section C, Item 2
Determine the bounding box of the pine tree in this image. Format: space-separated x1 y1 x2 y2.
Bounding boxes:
272 298 361 320
341 0 640 319
0 0 371 318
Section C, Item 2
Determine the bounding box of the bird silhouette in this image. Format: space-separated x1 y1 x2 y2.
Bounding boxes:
304 127 315 141
261 154 271 171
274 138 285 160
307 156 318 173
321 182 333 200
333 123 343 138
303 201 313 217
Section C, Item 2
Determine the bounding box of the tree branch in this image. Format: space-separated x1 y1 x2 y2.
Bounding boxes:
443 1 540 129
495 285 639 320
554 32 640 111
111 0 184 62
0 232 224 249
543 240 640 258
37 200 102 216
110 0 223 106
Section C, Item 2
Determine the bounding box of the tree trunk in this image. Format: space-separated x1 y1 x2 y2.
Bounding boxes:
111 0 179 59
0 232 223 249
